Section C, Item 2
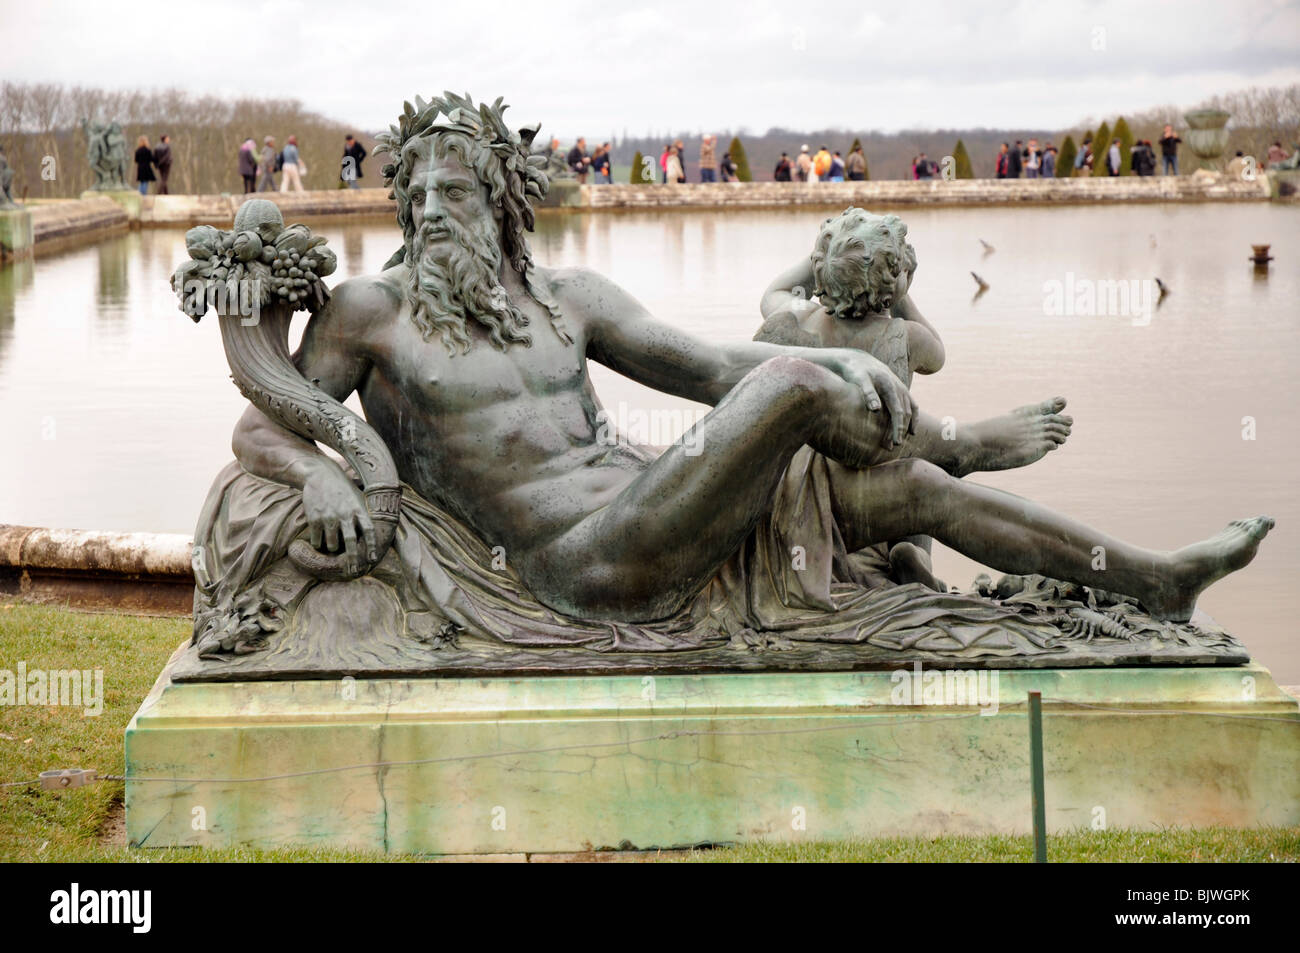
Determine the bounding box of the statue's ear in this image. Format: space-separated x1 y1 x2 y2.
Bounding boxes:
518 124 540 149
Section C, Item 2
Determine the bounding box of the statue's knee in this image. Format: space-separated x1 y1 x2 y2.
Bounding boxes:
886 458 952 507
754 355 833 405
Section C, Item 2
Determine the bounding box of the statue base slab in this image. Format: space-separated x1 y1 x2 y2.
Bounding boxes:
125 645 1300 854
0 208 34 261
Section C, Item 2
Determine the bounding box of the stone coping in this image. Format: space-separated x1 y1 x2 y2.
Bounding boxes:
142 188 397 225
13 172 1276 252
0 524 192 577
585 173 1272 209
0 524 194 614
22 195 128 253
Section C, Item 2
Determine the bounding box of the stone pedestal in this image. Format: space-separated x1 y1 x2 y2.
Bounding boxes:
125 648 1300 855
0 207 34 261
1184 109 1231 172
81 188 141 223
536 178 583 208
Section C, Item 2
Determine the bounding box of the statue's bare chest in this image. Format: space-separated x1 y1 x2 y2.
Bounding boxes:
379 316 587 416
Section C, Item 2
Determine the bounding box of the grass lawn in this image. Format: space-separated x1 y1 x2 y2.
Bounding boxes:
1 602 1296 863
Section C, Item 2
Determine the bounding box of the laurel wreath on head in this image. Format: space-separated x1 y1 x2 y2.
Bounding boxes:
376 91 549 205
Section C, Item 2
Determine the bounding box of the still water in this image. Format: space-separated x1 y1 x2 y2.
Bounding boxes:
1 204 1297 679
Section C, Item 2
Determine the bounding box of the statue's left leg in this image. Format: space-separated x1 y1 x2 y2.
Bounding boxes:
827 457 1273 621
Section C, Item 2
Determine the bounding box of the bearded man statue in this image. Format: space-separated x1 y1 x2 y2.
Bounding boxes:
180 92 1270 675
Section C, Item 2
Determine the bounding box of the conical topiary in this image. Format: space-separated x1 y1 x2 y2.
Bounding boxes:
1091 121 1111 176
952 139 974 179
1056 135 1077 177
847 138 870 180
728 136 752 182
1113 116 1134 175
629 150 653 184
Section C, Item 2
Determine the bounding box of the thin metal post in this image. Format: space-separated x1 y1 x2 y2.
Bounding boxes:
1028 690 1047 862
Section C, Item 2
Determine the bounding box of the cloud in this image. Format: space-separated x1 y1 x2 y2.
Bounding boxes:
5 0 1298 136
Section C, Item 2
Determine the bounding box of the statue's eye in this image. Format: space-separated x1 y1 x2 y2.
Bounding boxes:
445 186 467 199
410 191 425 205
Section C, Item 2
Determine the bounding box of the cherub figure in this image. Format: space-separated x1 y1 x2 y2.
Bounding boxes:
755 209 1073 591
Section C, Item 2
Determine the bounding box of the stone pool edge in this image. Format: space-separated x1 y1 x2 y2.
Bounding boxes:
4 171 1286 261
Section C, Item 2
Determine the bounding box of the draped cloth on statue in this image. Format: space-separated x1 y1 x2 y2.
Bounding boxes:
749 312 917 591
190 445 1069 661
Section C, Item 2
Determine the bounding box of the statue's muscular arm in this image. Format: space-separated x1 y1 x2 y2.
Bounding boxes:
560 267 918 448
231 276 390 555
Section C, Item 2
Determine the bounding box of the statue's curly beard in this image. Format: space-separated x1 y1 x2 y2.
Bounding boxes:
406 216 533 352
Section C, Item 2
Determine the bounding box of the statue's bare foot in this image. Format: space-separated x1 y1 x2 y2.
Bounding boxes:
963 397 1072 475
1144 517 1275 621
889 541 947 592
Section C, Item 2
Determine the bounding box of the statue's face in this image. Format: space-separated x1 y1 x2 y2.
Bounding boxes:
406 150 495 263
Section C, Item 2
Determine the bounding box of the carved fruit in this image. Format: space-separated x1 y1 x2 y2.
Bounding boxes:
233 230 263 262
186 225 221 260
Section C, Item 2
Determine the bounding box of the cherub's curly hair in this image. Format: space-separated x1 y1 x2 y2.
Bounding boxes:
810 208 917 318
376 92 568 343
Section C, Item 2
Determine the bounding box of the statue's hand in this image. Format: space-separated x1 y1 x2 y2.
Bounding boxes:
301 464 379 569
831 350 917 449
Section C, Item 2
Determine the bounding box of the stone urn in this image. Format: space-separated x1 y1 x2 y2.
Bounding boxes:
1183 109 1231 171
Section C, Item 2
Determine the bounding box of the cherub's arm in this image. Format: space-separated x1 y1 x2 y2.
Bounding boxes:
891 291 945 375
760 257 817 321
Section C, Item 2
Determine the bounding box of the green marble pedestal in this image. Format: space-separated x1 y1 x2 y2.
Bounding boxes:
125 647 1300 854
0 208 34 261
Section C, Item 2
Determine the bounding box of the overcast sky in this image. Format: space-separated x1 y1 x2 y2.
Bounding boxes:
6 0 1299 138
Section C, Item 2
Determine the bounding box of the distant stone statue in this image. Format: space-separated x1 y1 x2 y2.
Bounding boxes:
171 91 1272 679
83 118 129 191
532 136 574 180
0 146 17 209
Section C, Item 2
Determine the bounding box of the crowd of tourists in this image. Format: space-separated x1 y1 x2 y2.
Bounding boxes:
995 125 1196 178
129 126 1296 194
130 132 373 195
234 134 368 193
774 144 868 182
558 122 1293 184
655 136 743 183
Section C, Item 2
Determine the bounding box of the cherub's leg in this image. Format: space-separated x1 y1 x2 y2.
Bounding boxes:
828 397 1073 478
887 538 947 591
828 458 1273 621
